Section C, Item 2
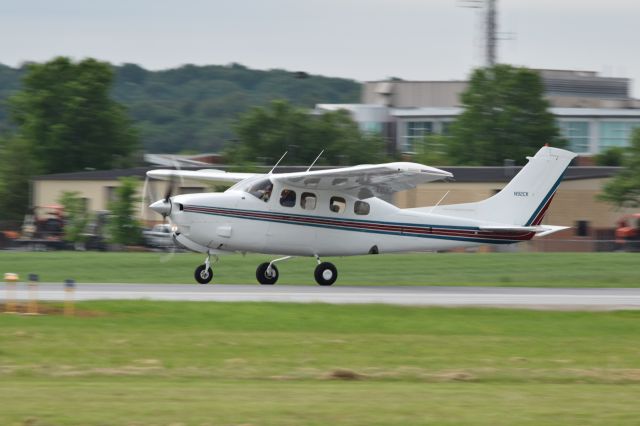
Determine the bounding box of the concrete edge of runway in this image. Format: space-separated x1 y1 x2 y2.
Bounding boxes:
2 283 640 311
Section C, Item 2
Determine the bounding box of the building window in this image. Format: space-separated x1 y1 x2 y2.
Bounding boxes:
599 121 640 149
403 121 433 152
279 189 296 207
361 122 383 134
329 196 346 213
575 220 590 237
558 121 590 153
440 121 453 136
105 186 117 205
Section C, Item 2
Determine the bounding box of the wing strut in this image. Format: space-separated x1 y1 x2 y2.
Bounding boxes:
427 191 450 214
306 150 324 172
268 152 288 174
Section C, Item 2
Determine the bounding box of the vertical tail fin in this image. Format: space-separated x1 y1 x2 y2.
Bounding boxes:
429 147 577 225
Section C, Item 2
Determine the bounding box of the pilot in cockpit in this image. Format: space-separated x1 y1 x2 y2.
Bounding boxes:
249 179 273 202
261 183 273 202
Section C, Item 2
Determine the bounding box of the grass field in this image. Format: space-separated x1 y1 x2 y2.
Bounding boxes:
1 301 640 425
1 251 638 286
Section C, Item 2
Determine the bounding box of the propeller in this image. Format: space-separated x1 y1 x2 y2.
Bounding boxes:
139 175 159 217
145 156 185 261
149 157 182 219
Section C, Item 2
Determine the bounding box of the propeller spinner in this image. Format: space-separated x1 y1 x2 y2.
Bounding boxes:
149 198 172 216
149 167 177 217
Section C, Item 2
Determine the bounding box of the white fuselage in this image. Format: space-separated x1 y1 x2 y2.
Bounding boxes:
167 179 533 257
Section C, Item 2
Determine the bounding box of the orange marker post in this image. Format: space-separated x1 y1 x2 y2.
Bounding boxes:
4 272 18 314
64 279 75 317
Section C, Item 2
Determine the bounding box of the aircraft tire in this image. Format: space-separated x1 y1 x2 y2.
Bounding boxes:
314 262 337 286
256 262 278 285
194 264 213 284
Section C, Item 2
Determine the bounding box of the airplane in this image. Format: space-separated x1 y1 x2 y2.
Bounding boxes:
146 146 576 285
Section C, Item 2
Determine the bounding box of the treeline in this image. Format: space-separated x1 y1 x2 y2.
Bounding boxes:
0 62 360 153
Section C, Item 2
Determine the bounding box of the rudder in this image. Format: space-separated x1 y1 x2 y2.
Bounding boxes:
427 146 576 226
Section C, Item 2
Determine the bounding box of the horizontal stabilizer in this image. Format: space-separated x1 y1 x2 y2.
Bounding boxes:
479 225 538 232
480 224 569 237
533 225 570 237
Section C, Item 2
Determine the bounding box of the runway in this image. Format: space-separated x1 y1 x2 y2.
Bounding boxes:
3 283 640 310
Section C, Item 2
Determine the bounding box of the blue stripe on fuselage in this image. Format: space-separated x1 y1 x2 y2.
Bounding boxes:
184 205 525 245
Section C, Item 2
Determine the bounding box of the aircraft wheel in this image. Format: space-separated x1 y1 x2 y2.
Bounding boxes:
194 264 213 284
256 262 278 285
314 262 337 286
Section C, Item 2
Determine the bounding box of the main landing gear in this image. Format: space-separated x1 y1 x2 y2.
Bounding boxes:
314 260 338 286
255 255 337 286
193 253 338 286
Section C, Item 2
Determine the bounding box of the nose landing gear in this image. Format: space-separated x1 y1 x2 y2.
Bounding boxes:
194 252 218 284
194 264 213 284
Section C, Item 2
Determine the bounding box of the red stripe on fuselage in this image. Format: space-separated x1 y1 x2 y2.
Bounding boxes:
184 206 536 242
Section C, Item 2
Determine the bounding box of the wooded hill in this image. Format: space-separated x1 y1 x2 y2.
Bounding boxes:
0 62 360 153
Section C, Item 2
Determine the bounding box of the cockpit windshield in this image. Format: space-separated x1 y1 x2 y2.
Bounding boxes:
248 178 273 202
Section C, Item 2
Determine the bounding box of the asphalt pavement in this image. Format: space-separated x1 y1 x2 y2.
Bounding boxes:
2 283 640 310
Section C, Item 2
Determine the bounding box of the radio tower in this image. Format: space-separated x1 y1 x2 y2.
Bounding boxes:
485 0 497 66
458 0 499 67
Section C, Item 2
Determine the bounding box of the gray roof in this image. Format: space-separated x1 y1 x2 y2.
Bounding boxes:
388 106 640 119
391 107 463 118
550 107 640 118
34 167 153 181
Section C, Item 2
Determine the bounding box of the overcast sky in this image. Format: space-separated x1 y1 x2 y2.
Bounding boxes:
2 0 639 96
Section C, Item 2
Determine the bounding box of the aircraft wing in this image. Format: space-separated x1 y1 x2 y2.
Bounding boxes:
271 162 453 199
146 169 256 185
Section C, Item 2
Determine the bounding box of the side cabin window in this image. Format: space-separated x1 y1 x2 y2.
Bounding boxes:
354 200 370 215
248 179 273 202
301 192 317 210
280 189 296 207
329 196 346 213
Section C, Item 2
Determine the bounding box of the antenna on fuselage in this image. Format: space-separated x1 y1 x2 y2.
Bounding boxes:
306 150 324 172
269 151 288 174
427 191 450 215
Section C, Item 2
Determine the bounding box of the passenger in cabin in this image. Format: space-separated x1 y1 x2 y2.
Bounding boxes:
280 189 296 207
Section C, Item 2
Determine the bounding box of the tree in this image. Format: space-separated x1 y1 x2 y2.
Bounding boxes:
1 62 361 154
0 136 38 221
0 57 140 221
230 100 387 165
10 57 139 174
58 191 89 244
599 129 640 208
449 65 565 165
107 177 143 246
595 147 626 166
413 135 455 166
